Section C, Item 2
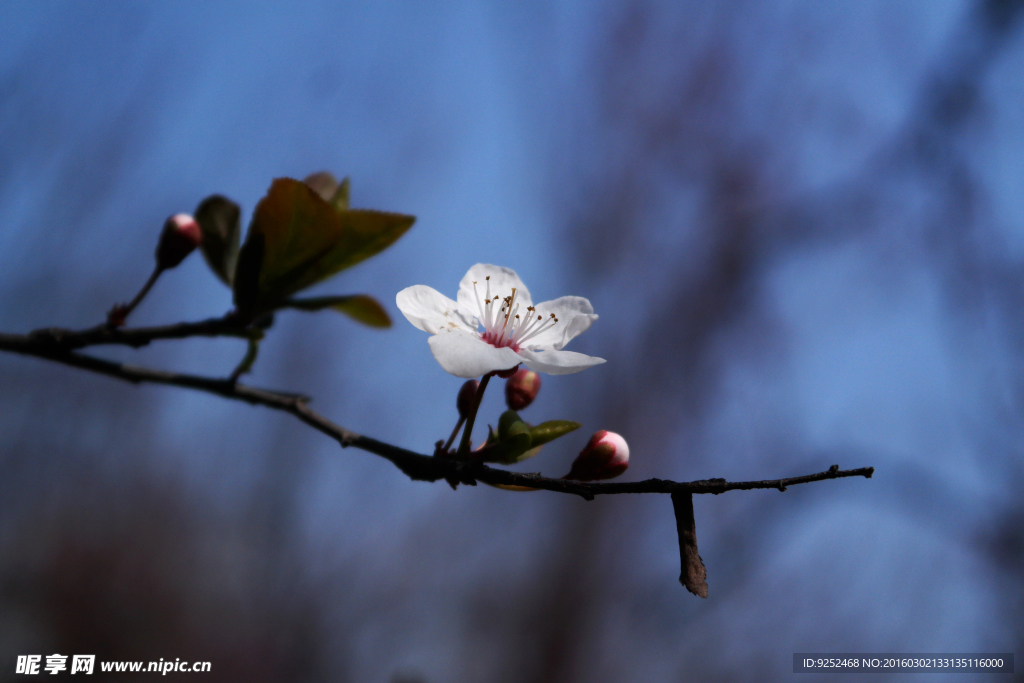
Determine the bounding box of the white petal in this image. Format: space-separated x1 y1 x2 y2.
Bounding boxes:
457 264 533 316
520 296 597 350
396 285 475 334
517 347 606 375
428 329 523 378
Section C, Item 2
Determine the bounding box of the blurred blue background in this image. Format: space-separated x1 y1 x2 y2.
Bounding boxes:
2 1 1022 681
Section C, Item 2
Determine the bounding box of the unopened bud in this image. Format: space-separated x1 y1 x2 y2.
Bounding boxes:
156 213 201 269
505 367 541 411
457 379 480 419
563 430 629 482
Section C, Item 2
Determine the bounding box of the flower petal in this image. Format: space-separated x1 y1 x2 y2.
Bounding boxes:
517 347 606 375
458 264 533 317
396 285 475 334
428 329 523 378
520 296 598 350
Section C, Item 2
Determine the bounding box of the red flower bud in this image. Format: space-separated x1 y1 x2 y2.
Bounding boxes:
156 213 201 269
457 379 480 419
505 367 541 411
563 430 629 481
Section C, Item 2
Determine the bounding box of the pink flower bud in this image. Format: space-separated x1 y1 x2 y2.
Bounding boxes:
457 379 480 419
563 430 629 481
155 213 201 269
505 367 541 411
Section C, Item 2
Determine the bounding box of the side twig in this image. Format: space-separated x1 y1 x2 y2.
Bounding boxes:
672 493 708 598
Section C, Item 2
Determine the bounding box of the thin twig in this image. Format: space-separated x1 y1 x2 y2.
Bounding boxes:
0 326 874 501
442 416 466 453
22 315 256 351
107 264 164 326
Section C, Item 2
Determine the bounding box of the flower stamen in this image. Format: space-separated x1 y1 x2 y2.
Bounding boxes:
511 310 557 346
509 306 538 345
496 288 518 346
470 280 568 351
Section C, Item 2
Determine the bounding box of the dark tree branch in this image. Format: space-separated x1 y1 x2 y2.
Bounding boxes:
0 322 874 502
1 318 875 595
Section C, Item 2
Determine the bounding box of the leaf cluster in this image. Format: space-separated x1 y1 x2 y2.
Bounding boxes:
195 173 414 327
477 409 581 465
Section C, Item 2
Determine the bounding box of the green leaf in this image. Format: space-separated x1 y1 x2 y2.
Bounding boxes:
497 410 524 440
512 444 544 464
528 420 582 448
484 433 533 465
232 229 264 315
479 410 534 464
330 177 350 212
478 414 581 465
195 195 241 285
506 420 531 441
277 295 391 328
494 419 580 465
235 178 344 307
232 178 415 315
329 207 414 272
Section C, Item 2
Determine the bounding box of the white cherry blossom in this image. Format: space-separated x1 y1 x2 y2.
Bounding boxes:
396 264 605 378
